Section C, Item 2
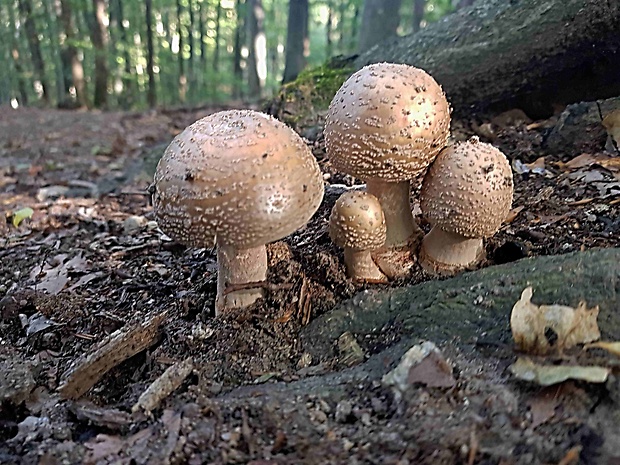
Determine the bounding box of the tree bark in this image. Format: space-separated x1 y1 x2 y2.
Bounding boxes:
246 0 266 99
282 0 309 83
357 0 403 53
42 0 66 105
176 0 187 103
412 0 425 33
355 0 620 117
91 0 109 108
187 0 195 97
146 0 156 108
326 1 333 58
18 0 50 103
112 0 133 108
213 0 222 71
233 0 245 99
8 4 29 105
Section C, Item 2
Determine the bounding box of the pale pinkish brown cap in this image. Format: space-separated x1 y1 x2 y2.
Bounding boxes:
329 190 386 251
324 63 451 182
153 110 324 249
420 138 513 238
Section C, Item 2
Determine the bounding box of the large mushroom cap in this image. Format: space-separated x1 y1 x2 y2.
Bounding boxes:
153 110 324 249
324 62 451 182
420 138 513 238
329 190 386 251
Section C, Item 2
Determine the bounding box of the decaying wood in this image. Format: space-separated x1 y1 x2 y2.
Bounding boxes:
132 357 194 414
58 311 167 399
354 0 620 116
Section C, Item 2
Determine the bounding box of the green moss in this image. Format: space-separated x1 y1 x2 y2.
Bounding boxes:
289 62 354 109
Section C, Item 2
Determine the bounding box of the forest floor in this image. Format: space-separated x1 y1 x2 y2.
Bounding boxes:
1 102 619 465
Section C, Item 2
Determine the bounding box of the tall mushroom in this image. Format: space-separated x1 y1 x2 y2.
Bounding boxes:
329 190 387 283
324 63 451 278
152 110 324 314
419 137 513 276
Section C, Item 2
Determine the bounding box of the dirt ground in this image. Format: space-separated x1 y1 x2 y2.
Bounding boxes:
0 101 619 465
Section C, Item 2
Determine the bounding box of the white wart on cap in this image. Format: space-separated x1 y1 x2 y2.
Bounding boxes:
153 109 324 312
329 190 387 282
419 137 513 275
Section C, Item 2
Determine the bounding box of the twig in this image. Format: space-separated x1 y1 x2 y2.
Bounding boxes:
223 280 294 296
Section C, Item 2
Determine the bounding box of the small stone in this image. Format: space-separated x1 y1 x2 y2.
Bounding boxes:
123 215 147 235
335 400 353 423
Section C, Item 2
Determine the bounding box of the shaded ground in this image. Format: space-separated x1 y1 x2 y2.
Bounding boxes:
0 102 619 464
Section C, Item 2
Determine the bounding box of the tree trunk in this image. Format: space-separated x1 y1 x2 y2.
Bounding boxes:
199 2 207 67
42 0 66 105
357 0 402 53
355 0 620 118
8 4 29 105
213 0 222 72
412 0 425 33
326 1 333 58
282 0 309 83
246 0 265 99
146 0 156 108
187 0 195 99
113 0 133 108
59 0 87 108
233 0 245 99
176 0 186 103
18 0 50 103
91 0 109 108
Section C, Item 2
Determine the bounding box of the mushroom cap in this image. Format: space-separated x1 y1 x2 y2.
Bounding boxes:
329 190 387 251
153 110 324 249
420 138 513 238
324 63 451 183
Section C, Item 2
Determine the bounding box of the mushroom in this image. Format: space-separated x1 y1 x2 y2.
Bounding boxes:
152 110 324 314
324 62 451 278
419 137 513 276
329 190 388 282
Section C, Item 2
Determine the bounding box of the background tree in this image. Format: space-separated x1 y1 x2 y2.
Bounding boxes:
91 0 110 108
282 0 309 83
358 0 403 53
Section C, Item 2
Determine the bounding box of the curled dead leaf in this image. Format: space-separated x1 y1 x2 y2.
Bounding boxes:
510 287 600 354
509 357 610 386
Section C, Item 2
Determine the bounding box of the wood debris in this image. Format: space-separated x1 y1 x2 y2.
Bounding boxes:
132 357 194 414
58 311 167 399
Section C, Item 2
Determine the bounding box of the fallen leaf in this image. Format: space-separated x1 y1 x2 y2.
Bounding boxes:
557 445 582 465
12 207 34 228
407 350 456 388
557 153 620 172
602 110 620 147
512 157 548 175
526 388 559 428
504 206 525 223
510 287 600 354
584 341 620 357
509 357 610 386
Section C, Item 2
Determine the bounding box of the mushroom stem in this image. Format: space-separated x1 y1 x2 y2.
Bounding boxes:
344 248 388 283
216 242 268 314
365 179 420 248
419 226 485 276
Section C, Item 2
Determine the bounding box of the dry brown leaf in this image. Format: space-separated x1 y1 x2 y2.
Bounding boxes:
557 153 620 171
505 206 525 223
510 287 600 354
602 110 620 147
509 357 610 386
526 388 559 428
584 341 620 357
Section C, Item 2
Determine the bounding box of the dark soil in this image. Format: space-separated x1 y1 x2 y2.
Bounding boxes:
0 102 619 464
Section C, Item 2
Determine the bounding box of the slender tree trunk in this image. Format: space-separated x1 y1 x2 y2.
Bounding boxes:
246 0 265 99
113 0 133 108
8 4 29 105
233 0 245 99
337 0 346 52
213 0 222 71
326 1 333 58
59 0 87 107
91 0 109 108
350 3 360 53
282 0 309 83
199 2 207 67
187 0 195 99
42 0 66 104
412 0 425 33
176 0 186 102
18 0 50 103
145 0 156 108
358 0 402 53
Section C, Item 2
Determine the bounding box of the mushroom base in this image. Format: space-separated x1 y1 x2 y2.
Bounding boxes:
344 248 388 283
419 227 485 276
366 179 421 249
371 233 422 279
216 243 268 314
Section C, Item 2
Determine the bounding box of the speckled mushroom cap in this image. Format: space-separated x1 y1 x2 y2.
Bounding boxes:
324 63 451 182
329 191 387 251
420 138 513 238
153 110 324 249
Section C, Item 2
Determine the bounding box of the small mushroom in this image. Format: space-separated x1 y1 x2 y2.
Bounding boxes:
329 190 388 282
324 63 451 278
153 110 324 314
419 137 513 276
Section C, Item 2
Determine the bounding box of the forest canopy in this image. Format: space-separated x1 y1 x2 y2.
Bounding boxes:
1 0 465 110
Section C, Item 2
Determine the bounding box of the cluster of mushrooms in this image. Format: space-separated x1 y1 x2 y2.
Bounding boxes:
152 62 513 315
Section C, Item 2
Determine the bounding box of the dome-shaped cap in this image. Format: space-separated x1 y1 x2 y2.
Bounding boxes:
420 138 513 238
153 110 324 249
329 190 386 251
324 63 451 182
